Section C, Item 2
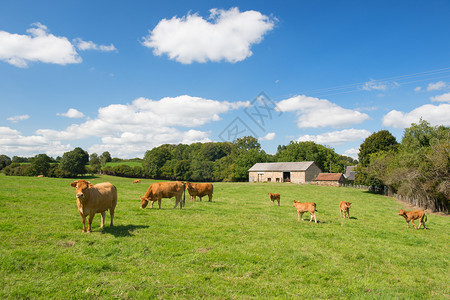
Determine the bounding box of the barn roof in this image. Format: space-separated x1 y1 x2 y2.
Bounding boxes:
248 161 316 172
345 166 356 181
315 173 344 181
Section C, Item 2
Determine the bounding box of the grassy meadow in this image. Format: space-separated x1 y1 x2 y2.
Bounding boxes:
0 174 448 299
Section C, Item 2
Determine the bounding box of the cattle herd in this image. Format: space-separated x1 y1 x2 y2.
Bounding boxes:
70 180 428 233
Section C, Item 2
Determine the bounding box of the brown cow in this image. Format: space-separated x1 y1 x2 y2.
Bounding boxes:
70 180 117 233
293 200 317 223
140 181 185 209
398 209 427 230
340 201 351 219
185 182 213 202
133 179 141 184
268 193 280 206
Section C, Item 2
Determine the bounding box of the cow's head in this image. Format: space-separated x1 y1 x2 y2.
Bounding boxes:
140 196 149 209
398 209 406 216
70 180 93 199
293 200 298 207
345 202 352 208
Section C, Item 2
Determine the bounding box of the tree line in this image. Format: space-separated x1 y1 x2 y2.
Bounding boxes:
0 136 357 181
356 119 449 212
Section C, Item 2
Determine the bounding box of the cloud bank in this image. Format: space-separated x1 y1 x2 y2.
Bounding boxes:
142 7 275 64
382 103 450 128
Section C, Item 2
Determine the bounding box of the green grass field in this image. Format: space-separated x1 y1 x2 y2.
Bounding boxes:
0 174 448 299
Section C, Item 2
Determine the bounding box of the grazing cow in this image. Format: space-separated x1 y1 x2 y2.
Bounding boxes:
398 209 427 230
293 201 317 223
340 201 352 219
140 181 185 209
133 179 141 184
70 180 117 233
184 182 213 202
268 193 280 206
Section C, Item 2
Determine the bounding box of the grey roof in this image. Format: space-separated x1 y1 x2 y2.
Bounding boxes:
248 161 316 172
345 166 357 181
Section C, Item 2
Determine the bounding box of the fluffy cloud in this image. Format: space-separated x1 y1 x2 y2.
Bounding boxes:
7 114 30 123
142 7 275 64
34 95 245 157
427 81 447 91
277 95 370 128
297 129 371 145
57 108 85 118
361 79 398 91
382 103 450 128
259 132 276 141
430 92 450 103
73 38 117 52
0 23 81 67
414 86 422 92
344 148 359 159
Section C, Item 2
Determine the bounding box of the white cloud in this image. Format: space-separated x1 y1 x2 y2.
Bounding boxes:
297 129 371 145
362 79 387 91
430 92 450 103
34 95 245 157
259 132 276 141
277 95 370 128
142 7 275 64
73 38 117 52
382 103 450 128
427 81 447 91
0 23 81 67
57 108 85 118
414 86 422 92
343 148 359 159
7 114 29 123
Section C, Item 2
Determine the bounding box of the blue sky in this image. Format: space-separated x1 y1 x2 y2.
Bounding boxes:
1 0 449 159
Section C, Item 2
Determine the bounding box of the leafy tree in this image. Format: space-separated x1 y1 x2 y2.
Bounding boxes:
30 154 52 176
233 136 261 152
12 156 29 163
0 154 11 170
59 148 89 177
99 151 112 166
89 153 101 174
358 130 398 168
142 144 173 178
233 148 268 181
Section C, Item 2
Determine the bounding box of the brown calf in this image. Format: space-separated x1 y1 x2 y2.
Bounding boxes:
268 193 280 206
133 179 141 184
398 209 427 230
293 201 317 223
340 201 351 219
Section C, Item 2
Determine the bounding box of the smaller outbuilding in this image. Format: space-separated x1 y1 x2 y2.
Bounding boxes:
248 161 322 184
345 166 357 182
313 173 345 187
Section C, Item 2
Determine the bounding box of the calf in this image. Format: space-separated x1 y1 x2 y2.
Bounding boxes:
133 179 141 184
184 182 213 202
268 193 280 206
293 201 317 223
340 201 351 219
398 209 427 230
71 180 117 233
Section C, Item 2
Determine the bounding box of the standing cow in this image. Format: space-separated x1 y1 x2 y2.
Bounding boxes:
140 181 185 209
268 193 280 206
293 200 318 223
185 182 213 202
398 209 427 229
340 201 351 219
71 180 117 233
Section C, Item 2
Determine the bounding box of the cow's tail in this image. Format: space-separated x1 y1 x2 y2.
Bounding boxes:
183 184 186 208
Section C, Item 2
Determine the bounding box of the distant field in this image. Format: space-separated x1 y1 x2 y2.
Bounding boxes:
0 174 448 299
104 161 143 168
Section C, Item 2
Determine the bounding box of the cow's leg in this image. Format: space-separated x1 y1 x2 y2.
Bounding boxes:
406 221 410 229
340 209 343 218
199 196 202 202
79 212 87 232
309 212 313 222
174 195 182 209
277 199 280 206
411 219 418 229
300 212 304 221
158 197 162 209
109 208 115 227
88 213 95 233
347 210 350 219
208 193 212 202
313 212 317 223
150 200 155 209
100 211 106 228
297 211 300 221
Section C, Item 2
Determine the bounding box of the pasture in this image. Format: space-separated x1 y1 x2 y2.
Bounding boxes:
0 174 448 299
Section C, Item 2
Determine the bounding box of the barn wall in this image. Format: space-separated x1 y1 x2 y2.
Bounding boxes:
305 164 322 182
290 171 306 184
248 171 284 182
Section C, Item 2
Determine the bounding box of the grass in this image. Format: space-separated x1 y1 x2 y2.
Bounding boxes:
0 174 448 299
104 161 142 168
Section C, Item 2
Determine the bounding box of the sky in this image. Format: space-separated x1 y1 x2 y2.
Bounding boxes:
1 0 449 159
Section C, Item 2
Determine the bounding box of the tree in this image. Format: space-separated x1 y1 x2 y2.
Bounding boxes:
0 155 11 170
358 130 398 168
59 148 89 177
89 153 101 174
30 154 52 176
233 136 261 152
99 151 112 166
142 144 173 178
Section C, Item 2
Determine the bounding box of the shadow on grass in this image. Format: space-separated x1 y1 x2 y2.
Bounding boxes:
350 217 358 220
102 224 149 237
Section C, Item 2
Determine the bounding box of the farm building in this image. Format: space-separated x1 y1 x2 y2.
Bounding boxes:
313 173 345 187
248 161 322 184
345 166 357 182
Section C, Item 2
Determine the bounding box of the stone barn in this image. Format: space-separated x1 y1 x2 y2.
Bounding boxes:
313 173 346 187
248 161 322 184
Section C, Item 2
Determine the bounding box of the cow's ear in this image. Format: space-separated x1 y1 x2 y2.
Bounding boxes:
70 181 77 188
88 182 94 188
